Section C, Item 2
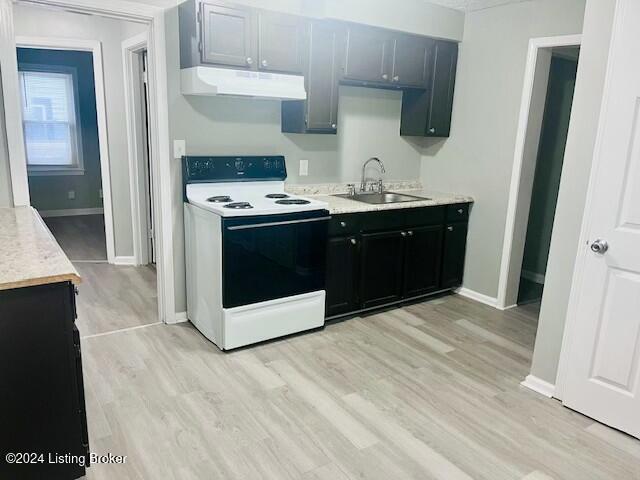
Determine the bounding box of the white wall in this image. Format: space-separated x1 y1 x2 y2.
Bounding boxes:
0 72 13 208
12 5 147 257
531 0 616 386
420 0 587 300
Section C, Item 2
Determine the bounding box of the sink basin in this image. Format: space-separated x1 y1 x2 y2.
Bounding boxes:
334 191 431 205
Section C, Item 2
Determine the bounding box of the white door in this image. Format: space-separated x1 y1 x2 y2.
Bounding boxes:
562 0 640 438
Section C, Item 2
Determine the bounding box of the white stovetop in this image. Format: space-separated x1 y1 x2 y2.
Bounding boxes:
186 181 328 217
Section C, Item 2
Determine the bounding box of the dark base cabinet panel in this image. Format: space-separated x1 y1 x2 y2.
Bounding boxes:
0 282 88 480
325 204 470 320
441 222 468 289
359 230 406 309
403 225 443 298
325 236 359 317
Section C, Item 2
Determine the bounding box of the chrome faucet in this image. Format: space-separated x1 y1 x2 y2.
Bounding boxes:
360 157 386 193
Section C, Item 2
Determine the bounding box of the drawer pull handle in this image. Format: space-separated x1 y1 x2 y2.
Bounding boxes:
447 226 454 232
340 221 347 227
457 208 463 214
350 238 357 245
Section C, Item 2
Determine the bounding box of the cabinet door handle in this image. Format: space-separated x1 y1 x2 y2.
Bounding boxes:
407 230 413 236
261 59 268 67
447 226 454 232
350 238 357 245
458 208 463 214
393 75 399 82
382 73 388 80
331 123 336 129
401 231 407 237
340 221 347 227
429 127 436 134
246 57 254 65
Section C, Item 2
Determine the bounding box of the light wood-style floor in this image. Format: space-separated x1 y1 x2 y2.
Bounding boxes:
78 294 640 480
75 262 158 337
43 214 107 262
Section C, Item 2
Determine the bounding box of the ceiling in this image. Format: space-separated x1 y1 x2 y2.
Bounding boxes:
425 0 529 12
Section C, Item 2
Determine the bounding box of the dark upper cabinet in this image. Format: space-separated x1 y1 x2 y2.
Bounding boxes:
428 40 458 136
257 11 308 74
403 225 443 298
343 25 392 84
325 236 359 317
281 21 345 133
400 40 458 137
391 34 433 87
200 2 254 68
441 221 468 289
359 230 405 309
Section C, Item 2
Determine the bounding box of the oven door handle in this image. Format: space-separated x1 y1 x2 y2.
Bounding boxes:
226 216 331 231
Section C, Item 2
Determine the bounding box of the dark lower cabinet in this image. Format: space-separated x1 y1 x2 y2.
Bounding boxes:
325 204 470 319
403 225 443 298
325 236 359 317
441 222 468 289
359 230 406 309
0 282 88 480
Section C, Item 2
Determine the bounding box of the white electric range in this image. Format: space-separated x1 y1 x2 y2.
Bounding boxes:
183 155 329 350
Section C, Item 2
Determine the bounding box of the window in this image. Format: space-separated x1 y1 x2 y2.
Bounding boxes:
19 65 83 175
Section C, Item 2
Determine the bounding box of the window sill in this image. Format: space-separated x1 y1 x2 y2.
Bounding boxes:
27 168 85 177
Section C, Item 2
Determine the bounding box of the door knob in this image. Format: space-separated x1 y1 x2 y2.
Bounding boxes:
590 239 609 254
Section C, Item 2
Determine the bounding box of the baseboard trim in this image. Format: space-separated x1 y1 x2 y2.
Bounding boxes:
521 374 556 398
455 287 499 308
113 256 136 266
174 311 188 323
521 269 545 284
39 207 104 218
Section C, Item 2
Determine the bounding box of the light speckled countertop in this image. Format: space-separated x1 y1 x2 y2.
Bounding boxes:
287 182 473 214
0 207 80 291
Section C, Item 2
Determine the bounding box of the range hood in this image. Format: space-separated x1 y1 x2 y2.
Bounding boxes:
181 66 307 100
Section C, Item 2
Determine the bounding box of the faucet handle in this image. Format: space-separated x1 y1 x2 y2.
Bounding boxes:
346 183 356 196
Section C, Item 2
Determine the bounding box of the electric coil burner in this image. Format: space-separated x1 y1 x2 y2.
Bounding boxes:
275 199 311 205
224 202 253 209
207 195 232 203
183 155 329 351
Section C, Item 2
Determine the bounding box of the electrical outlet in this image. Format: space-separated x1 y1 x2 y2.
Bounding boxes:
173 139 186 159
299 159 309 176
68 190 75 200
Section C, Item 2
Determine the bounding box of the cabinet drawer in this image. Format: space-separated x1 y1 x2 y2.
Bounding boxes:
329 214 360 236
446 203 469 222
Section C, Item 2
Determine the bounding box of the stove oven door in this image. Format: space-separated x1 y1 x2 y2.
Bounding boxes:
221 210 330 308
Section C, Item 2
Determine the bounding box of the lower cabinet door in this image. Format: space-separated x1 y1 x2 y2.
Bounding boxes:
325 236 359 317
441 222 468 288
359 230 405 309
403 225 443 298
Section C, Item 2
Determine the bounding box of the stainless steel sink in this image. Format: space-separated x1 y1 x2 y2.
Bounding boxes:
334 191 430 205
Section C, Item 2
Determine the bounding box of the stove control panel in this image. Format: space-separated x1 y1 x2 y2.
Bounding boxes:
183 156 286 185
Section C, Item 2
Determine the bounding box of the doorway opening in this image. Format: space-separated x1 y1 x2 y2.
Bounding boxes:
517 48 579 307
17 46 109 262
497 36 582 317
13 4 160 336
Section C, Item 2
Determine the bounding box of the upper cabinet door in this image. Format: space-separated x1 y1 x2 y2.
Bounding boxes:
200 2 254 68
306 22 344 131
257 11 308 74
391 34 433 87
427 41 458 137
343 25 392 84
